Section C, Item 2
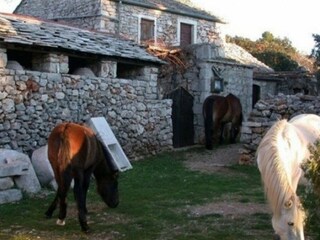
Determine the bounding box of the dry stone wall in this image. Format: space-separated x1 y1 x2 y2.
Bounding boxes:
240 94 320 164
0 68 173 160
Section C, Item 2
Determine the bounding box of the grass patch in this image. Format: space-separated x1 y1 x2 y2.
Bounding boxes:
0 148 273 239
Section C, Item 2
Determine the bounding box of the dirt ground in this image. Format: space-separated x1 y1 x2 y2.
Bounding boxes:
183 143 270 217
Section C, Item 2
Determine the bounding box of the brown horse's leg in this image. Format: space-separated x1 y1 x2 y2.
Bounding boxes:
229 125 236 143
82 168 93 214
219 123 225 144
45 194 58 218
73 171 90 232
56 170 72 226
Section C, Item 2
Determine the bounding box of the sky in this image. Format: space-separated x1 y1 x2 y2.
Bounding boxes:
191 0 320 54
1 0 319 54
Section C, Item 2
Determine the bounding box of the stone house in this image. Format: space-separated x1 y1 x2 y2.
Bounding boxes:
15 0 224 47
0 13 173 159
13 0 278 147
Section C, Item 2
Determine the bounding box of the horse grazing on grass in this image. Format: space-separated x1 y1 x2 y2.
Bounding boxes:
45 122 119 232
203 93 243 150
256 114 320 240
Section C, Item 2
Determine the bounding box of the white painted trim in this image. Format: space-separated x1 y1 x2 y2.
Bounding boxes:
137 15 157 44
177 18 197 46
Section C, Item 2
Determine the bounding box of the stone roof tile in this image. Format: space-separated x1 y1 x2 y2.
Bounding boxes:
0 13 165 65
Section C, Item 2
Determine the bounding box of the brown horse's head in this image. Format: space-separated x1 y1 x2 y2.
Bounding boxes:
95 143 120 208
97 171 119 208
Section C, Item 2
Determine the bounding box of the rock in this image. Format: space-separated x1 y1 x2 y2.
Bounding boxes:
0 177 14 190
6 60 24 70
0 160 29 177
0 189 23 204
0 149 41 194
31 145 56 188
72 67 96 77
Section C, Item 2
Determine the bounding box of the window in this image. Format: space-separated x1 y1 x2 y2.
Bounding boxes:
139 18 155 44
177 19 197 47
180 23 192 46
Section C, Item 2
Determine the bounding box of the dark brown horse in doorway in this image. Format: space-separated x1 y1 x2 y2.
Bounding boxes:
203 93 243 150
45 122 119 232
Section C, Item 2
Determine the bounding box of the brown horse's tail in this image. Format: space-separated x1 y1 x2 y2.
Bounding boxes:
49 125 72 189
203 98 214 150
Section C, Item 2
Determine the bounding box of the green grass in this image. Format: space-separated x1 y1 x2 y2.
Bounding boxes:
0 148 273 240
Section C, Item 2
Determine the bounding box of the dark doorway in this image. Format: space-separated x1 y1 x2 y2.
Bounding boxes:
252 84 261 108
165 87 194 148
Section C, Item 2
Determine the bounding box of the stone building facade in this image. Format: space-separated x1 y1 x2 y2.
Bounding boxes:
159 43 273 145
0 13 172 160
15 0 224 47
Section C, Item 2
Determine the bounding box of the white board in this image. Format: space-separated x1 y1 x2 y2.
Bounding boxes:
87 117 132 172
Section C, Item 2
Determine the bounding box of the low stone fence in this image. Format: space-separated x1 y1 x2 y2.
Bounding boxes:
0 149 41 204
0 68 173 160
240 93 320 164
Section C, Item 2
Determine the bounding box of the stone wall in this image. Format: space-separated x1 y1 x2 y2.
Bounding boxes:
240 94 320 164
0 67 173 160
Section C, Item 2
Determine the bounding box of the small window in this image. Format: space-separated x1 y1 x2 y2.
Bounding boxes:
180 23 192 46
7 49 33 70
177 19 197 47
140 18 155 44
117 62 144 79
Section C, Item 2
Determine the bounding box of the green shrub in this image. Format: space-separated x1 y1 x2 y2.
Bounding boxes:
301 140 320 235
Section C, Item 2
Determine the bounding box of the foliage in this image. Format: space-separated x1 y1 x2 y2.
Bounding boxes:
311 34 320 66
311 34 320 83
226 31 315 72
0 149 273 240
301 140 320 236
252 51 298 71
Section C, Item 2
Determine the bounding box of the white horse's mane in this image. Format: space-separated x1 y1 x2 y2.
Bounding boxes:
257 119 299 217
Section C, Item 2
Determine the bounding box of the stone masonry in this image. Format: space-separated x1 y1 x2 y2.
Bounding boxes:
0 49 173 160
240 93 320 164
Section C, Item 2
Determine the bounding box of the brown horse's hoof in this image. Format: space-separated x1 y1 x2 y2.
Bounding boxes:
81 226 90 233
205 145 213 150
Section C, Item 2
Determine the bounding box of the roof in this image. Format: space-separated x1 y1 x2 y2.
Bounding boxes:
0 13 165 65
119 0 224 23
223 43 274 73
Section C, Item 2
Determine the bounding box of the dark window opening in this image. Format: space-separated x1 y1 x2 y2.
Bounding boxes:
69 56 97 77
6 49 33 70
180 23 192 47
117 63 144 79
293 88 302 94
140 18 155 44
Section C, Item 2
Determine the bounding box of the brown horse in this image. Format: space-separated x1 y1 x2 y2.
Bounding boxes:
203 93 243 150
45 122 119 232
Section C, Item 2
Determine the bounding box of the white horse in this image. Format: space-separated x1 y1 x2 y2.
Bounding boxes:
256 114 320 240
